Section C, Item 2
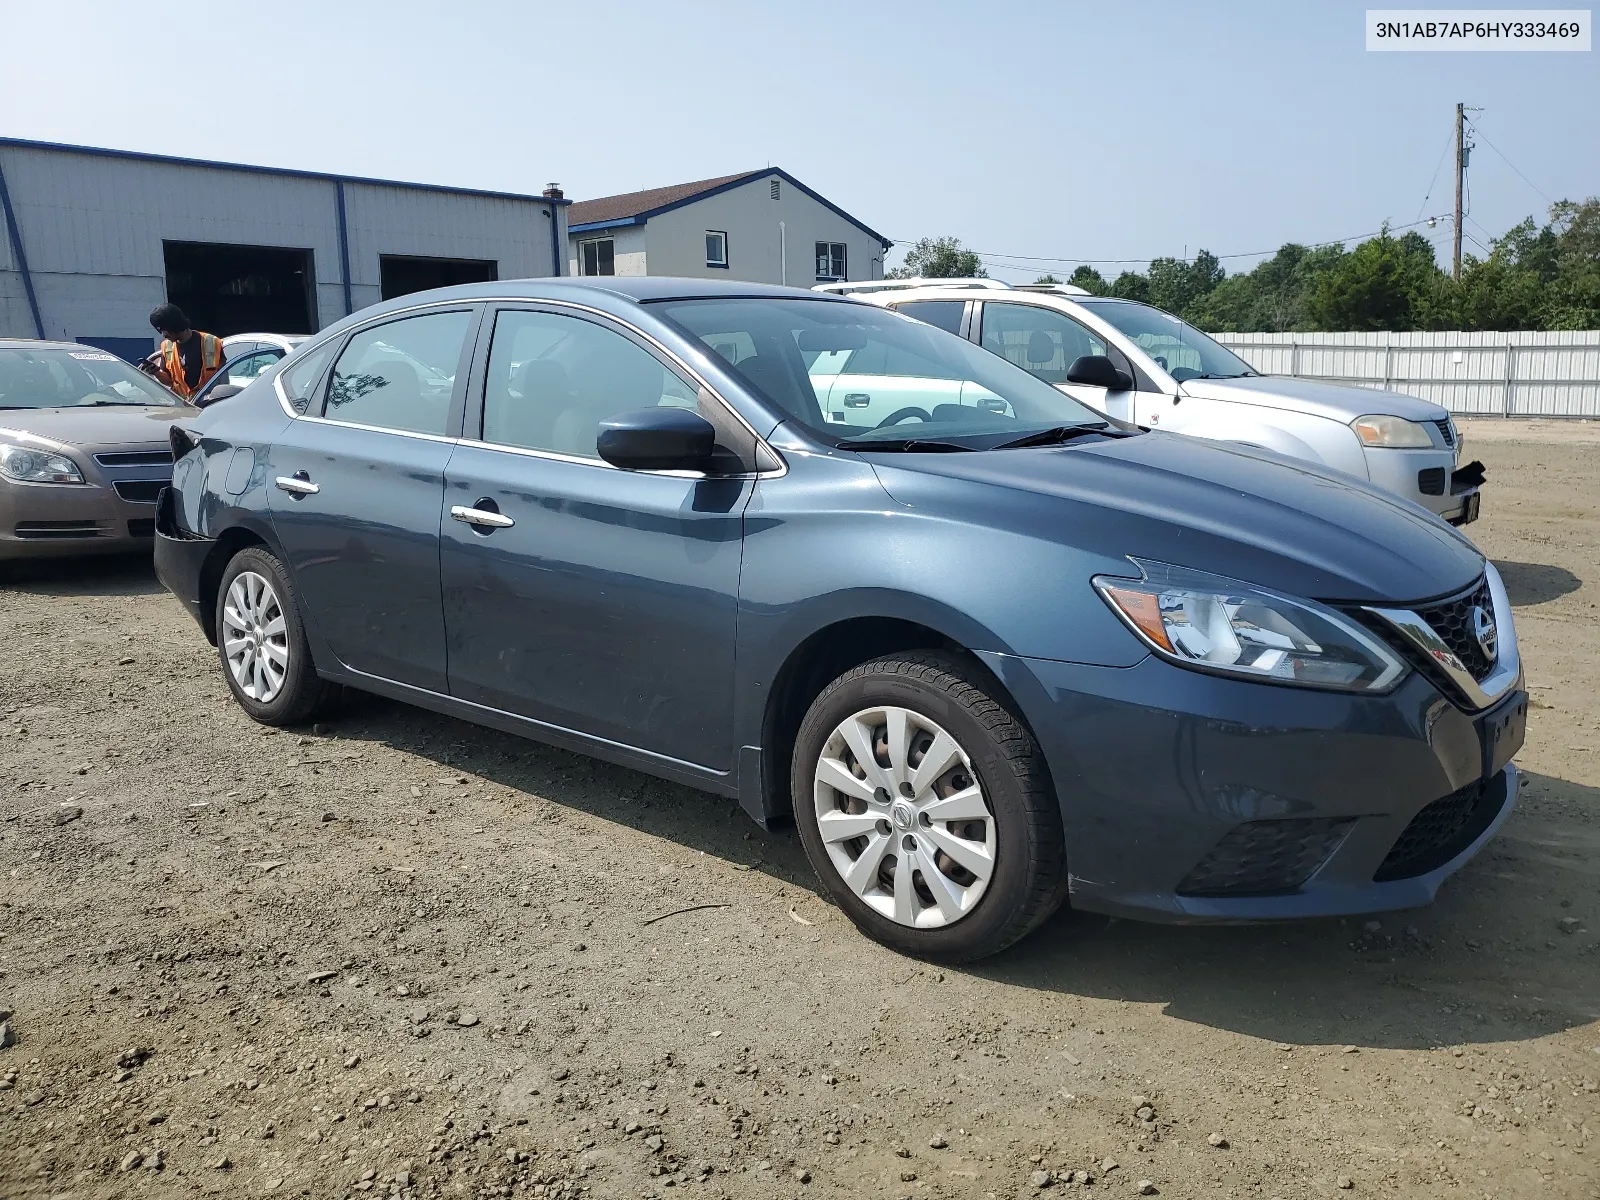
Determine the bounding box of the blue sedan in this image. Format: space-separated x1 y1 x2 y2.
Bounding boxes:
154 278 1526 962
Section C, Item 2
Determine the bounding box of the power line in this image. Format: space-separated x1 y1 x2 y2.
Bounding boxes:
1415 124 1457 221
1466 117 1555 207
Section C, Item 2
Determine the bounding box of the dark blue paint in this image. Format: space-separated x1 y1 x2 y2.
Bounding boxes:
266 418 455 693
156 276 1511 927
441 444 751 770
0 153 45 338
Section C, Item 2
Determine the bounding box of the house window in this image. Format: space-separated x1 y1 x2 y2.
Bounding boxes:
770 179 780 200
579 238 614 276
815 242 847 282
705 231 729 269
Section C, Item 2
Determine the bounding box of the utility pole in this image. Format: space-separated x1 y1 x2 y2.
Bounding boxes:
1453 101 1465 281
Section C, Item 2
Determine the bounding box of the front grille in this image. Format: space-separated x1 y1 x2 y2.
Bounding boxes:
1417 467 1446 496
1415 576 1495 680
14 520 103 540
127 518 155 538
113 479 169 504
94 450 173 468
1374 779 1504 881
1177 818 1354 896
1434 418 1455 447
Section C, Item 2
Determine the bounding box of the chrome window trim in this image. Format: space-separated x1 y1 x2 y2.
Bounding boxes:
294 413 462 445
1365 561 1520 712
454 437 782 482
271 295 786 477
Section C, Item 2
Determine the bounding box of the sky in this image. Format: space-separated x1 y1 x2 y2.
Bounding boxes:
3 0 1596 282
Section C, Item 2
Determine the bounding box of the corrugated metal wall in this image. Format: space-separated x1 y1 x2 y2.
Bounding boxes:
0 141 562 345
1213 330 1600 418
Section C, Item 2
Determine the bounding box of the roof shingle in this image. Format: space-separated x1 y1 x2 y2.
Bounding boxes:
566 171 765 227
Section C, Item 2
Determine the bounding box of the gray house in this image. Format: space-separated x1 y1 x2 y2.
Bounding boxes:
567 169 890 287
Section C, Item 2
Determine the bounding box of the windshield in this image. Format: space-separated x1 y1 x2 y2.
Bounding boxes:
0 347 181 409
1077 300 1257 382
651 297 1105 446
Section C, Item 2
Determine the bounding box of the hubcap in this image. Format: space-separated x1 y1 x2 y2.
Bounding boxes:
812 705 996 929
222 570 289 703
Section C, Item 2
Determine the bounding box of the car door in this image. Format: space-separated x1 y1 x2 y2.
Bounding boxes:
976 300 1138 422
440 304 752 771
266 305 479 694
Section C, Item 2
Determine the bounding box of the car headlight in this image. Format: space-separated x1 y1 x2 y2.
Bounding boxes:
1350 414 1434 448
1094 560 1407 692
0 441 86 484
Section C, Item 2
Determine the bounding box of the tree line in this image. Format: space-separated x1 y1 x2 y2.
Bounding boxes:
892 198 1599 332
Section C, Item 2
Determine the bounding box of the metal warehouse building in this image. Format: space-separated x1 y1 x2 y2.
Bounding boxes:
0 138 569 359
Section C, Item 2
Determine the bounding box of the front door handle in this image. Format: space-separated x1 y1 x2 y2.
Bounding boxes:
450 505 514 530
275 472 319 497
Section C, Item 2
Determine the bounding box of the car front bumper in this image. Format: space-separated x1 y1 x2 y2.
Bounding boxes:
0 477 165 559
1364 446 1482 526
978 650 1521 922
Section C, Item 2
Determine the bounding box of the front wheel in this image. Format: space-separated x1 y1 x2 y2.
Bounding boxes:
215 545 336 726
791 652 1066 963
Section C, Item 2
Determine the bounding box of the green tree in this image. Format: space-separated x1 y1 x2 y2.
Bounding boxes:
1067 265 1109 294
1191 243 1345 332
1145 250 1224 320
1542 198 1600 329
887 237 986 279
1109 271 1150 302
1305 228 1442 331
1033 273 1061 285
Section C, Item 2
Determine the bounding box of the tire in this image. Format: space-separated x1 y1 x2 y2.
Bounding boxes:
215 545 336 726
791 652 1066 963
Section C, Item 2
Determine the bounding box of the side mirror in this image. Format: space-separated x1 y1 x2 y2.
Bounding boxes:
195 383 242 408
597 407 717 472
1065 355 1133 392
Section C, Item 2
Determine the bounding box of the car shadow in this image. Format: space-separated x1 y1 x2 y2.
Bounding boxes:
976 768 1599 1051
1494 559 1582 607
0 552 165 596
322 692 1595 1054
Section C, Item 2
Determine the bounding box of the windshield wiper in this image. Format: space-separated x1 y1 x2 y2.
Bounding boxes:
834 437 976 453
1192 371 1257 380
989 423 1111 450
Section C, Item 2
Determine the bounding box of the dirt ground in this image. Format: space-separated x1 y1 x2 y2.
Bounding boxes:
2 418 1597 1200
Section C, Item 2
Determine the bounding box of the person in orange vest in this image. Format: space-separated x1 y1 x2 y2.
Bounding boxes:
141 304 224 400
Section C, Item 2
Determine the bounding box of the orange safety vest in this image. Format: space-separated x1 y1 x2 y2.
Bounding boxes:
160 332 225 399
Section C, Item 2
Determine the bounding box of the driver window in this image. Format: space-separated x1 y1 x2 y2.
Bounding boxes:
481 309 695 457
980 303 1113 385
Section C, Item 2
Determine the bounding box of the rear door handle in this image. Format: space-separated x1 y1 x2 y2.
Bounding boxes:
274 473 319 496
843 393 871 408
450 505 514 529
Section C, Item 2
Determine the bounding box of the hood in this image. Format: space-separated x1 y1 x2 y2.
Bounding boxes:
867 431 1482 605
1180 374 1448 423
0 405 194 450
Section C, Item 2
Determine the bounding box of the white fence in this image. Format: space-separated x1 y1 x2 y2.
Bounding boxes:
1210 331 1600 418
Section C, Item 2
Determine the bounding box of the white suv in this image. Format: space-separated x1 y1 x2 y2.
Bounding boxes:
819 280 1482 525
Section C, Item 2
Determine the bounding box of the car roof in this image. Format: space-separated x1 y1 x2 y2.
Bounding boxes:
373 276 860 308
0 338 100 351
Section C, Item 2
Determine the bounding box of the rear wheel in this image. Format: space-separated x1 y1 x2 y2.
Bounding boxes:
216 546 336 726
792 652 1065 962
